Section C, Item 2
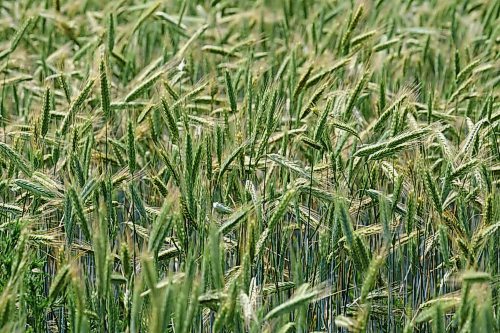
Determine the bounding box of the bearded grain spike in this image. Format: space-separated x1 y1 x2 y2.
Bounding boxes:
0 142 32 176
127 120 136 174
100 55 111 119
9 16 34 54
60 79 95 135
225 71 237 114
69 188 91 240
40 87 51 137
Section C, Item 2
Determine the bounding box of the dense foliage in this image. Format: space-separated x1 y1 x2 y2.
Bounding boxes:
0 0 498 332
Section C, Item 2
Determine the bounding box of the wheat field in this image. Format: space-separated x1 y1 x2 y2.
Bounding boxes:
0 0 498 332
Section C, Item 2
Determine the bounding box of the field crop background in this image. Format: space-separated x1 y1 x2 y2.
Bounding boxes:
0 0 498 332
